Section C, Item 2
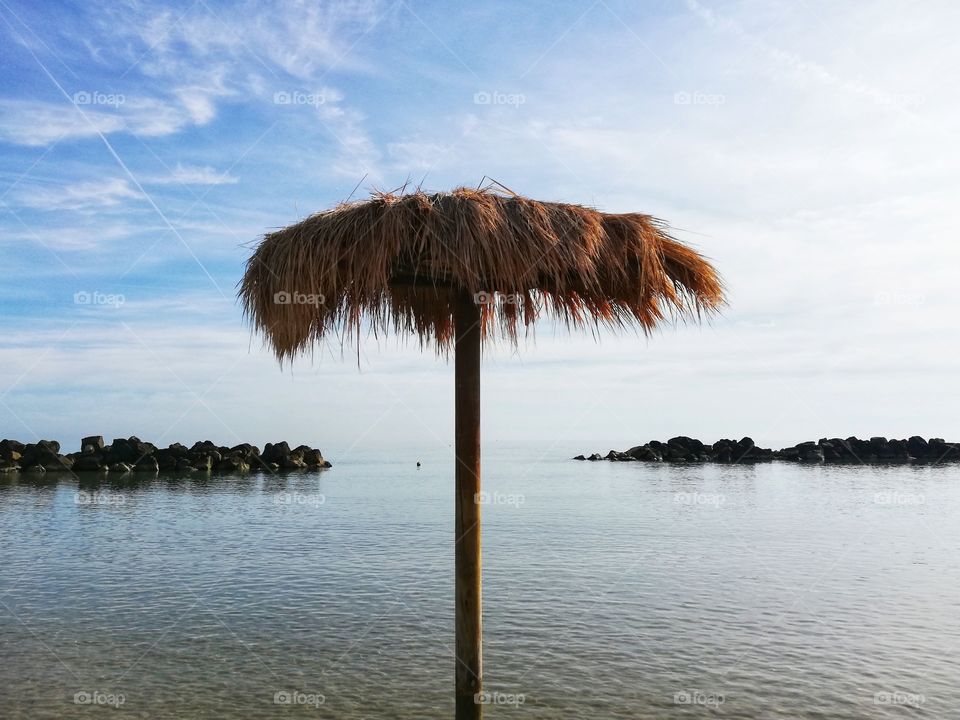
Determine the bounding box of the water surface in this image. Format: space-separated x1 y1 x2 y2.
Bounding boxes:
1 449 958 718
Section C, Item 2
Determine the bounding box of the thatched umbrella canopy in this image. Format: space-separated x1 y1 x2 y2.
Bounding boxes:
239 186 724 719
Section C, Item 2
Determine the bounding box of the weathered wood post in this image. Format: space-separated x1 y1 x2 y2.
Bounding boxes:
454 290 482 720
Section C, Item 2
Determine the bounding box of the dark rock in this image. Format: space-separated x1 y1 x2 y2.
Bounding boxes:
626 445 662 462
37 439 60 454
216 456 250 473
231 443 260 460
167 443 190 458
0 439 26 455
81 435 105 450
134 456 159 472
155 452 177 471
668 436 704 452
301 448 327 467
108 438 138 463
42 454 74 472
74 455 105 472
573 454 586 461
263 441 291 464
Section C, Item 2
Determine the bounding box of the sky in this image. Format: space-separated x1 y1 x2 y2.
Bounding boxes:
1 0 958 457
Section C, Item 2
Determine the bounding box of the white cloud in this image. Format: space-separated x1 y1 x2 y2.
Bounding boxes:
0 97 200 147
16 178 142 211
0 222 136 252
0 100 124 146
150 163 239 186
120 0 385 80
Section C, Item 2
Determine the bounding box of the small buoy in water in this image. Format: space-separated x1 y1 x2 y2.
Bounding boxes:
416 461 421 468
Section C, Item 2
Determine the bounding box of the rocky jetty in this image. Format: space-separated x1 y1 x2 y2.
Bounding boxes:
0 437 332 474
776 436 959 464
576 436 960 465
575 436 775 464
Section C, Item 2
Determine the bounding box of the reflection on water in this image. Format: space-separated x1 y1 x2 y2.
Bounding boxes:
2 452 959 718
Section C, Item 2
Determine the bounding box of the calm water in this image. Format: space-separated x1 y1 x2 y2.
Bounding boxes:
1 448 959 718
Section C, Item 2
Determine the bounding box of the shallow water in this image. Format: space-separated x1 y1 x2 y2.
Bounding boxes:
1 449 958 718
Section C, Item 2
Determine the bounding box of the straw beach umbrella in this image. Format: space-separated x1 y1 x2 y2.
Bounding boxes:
239 186 724 719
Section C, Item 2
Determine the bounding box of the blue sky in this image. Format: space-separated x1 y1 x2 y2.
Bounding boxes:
1 0 958 456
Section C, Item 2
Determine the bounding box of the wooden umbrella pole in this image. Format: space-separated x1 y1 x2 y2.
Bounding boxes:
454 290 483 720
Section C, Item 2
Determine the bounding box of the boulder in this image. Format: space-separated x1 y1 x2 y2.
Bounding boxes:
154 451 177 471
108 438 138 463
668 436 704 453
626 445 662 462
134 456 159 472
231 443 260 459
37 439 60 454
74 455 105 472
129 437 157 458
42 454 74 471
301 448 327 467
81 435 105 451
281 456 307 469
166 443 190 458
216 455 250 473
0 439 26 455
263 441 291 464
